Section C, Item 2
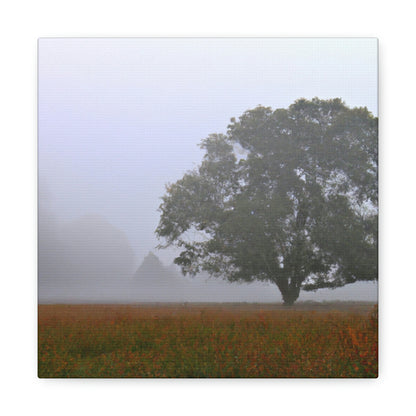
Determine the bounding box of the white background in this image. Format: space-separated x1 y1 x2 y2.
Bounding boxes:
1 1 414 415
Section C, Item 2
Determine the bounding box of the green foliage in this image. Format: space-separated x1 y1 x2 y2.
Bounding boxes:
156 98 378 305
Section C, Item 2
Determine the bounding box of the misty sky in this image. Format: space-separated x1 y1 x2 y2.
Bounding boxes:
38 38 378 302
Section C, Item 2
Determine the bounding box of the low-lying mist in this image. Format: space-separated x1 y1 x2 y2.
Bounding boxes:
38 211 377 304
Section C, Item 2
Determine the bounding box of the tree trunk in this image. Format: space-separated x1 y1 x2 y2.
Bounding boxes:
275 276 301 306
281 289 299 306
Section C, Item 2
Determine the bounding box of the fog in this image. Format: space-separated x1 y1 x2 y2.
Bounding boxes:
38 213 377 303
38 38 377 304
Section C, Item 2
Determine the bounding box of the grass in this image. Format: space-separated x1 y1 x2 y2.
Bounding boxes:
38 302 378 378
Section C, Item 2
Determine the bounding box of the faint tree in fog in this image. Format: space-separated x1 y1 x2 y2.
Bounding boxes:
59 215 136 280
156 98 378 305
39 213 136 302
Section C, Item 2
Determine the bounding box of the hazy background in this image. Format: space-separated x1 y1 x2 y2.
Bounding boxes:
38 38 378 303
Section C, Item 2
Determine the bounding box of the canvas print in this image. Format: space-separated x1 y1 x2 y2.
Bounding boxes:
38 38 378 378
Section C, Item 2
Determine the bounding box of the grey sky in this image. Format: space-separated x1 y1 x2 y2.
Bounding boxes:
38 38 377 302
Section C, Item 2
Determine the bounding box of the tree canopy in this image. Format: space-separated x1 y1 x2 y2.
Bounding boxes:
156 98 378 305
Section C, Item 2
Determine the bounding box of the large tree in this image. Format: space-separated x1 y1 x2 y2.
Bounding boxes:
156 98 378 305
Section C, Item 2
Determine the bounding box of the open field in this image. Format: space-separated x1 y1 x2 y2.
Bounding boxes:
38 302 378 378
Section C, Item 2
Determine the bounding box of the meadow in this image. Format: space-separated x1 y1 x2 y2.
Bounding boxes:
38 302 378 378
